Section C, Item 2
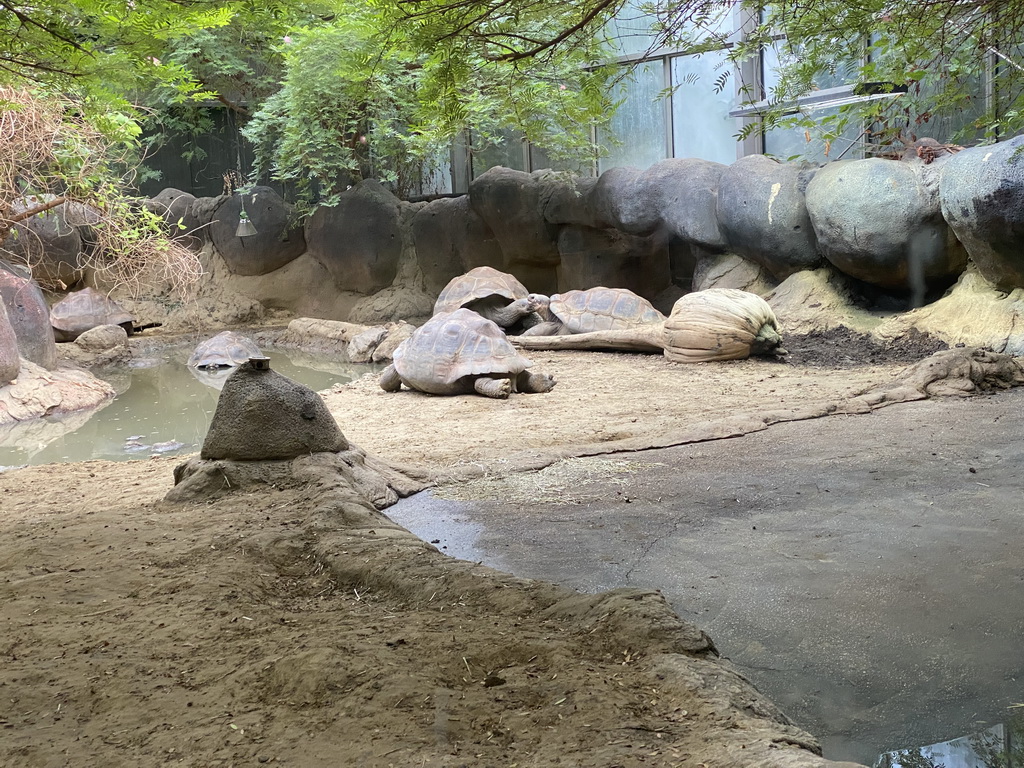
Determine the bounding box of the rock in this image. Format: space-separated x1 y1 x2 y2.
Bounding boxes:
538 174 600 227
0 358 115 423
806 157 967 291
939 135 1024 290
875 266 1024 354
0 300 19 385
410 196 503 295
210 186 306 276
468 167 561 269
555 225 671 299
305 180 404 294
766 267 879 335
74 324 129 351
166 446 419 507
145 188 204 249
693 252 776 294
371 322 416 363
1 196 90 290
716 154 822 279
200 360 348 461
640 158 729 251
0 266 58 369
347 326 389 363
348 285 434 325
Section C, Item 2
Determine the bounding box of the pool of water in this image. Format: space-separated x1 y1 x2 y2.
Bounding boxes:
0 347 378 468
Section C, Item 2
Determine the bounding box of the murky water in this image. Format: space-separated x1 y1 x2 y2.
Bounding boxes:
0 347 378 469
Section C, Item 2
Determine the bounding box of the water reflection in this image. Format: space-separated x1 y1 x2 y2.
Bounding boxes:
0 347 376 467
876 713 1023 768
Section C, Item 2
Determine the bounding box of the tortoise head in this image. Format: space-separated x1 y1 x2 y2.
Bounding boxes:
526 293 552 320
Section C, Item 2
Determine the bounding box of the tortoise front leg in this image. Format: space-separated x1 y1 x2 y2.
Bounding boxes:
379 364 403 392
473 377 512 398
517 371 556 393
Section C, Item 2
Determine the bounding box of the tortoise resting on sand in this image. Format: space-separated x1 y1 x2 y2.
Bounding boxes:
511 288 785 363
50 287 160 342
187 331 262 369
521 287 666 336
380 309 556 398
433 266 542 332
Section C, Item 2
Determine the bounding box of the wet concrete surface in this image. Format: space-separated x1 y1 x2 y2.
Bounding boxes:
388 387 1024 766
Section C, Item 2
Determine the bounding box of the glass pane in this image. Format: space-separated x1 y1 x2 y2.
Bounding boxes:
529 144 593 175
763 106 865 162
597 62 668 172
762 40 857 97
469 130 527 178
670 51 741 164
604 0 659 58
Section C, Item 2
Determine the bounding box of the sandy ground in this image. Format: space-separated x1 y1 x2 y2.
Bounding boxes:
0 335 1019 768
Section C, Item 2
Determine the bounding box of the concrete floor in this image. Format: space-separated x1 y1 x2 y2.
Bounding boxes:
388 387 1024 766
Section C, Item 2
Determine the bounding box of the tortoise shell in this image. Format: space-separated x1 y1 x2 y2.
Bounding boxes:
187 330 263 369
433 266 531 315
50 287 134 341
393 309 533 394
548 288 665 333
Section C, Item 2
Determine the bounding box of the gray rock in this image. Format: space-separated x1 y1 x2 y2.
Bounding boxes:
0 265 58 369
585 166 657 234
347 325 389 363
74 323 129 351
716 154 821 279
939 135 1024 290
807 157 967 291
2 196 88 289
468 167 561 269
538 173 601 227
201 360 348 461
639 158 729 251
305 180 403 294
556 225 671 299
210 186 306 276
145 188 203 249
0 300 19 385
410 195 503 295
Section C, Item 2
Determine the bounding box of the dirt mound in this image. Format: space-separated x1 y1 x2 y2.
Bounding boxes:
779 326 949 368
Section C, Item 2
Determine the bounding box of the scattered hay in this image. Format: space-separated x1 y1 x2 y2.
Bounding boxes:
434 456 664 504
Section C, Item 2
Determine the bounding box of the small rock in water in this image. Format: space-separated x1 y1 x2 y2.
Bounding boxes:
123 440 149 453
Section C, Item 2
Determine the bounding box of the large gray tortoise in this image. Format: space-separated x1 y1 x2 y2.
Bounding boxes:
50 287 160 342
380 309 556 398
187 330 262 369
433 266 541 332
521 287 665 336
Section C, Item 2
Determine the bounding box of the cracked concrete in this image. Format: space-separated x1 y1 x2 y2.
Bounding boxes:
388 387 1024 766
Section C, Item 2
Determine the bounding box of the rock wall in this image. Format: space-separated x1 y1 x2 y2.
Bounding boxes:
11 135 1024 350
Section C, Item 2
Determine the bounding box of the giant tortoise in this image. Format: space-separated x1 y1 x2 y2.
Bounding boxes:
50 288 159 342
511 288 785 363
380 308 556 398
521 287 665 336
187 330 263 369
433 266 541 332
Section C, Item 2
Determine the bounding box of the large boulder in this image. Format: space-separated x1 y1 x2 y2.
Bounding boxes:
585 166 658 234
200 359 347 461
806 157 967 291
538 174 601 227
939 135 1024 290
0 264 58 369
305 180 404 295
555 225 671 298
468 167 561 269
0 300 19 385
639 158 729 251
209 186 306 276
410 195 503 296
716 154 822 279
1 196 94 290
145 187 204 249
0 358 114 424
